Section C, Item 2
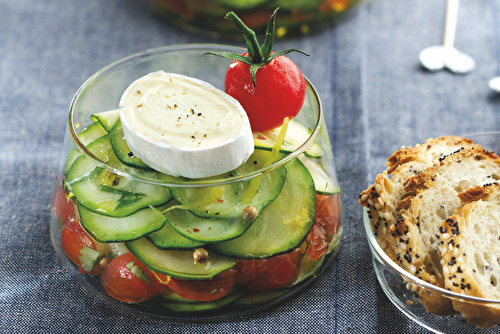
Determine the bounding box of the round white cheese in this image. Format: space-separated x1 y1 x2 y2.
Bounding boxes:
119 71 254 178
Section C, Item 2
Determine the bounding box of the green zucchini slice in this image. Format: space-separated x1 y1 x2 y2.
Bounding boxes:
208 158 316 259
170 149 287 219
78 203 167 242
126 238 236 279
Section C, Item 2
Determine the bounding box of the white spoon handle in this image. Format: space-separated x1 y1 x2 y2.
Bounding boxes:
443 0 459 47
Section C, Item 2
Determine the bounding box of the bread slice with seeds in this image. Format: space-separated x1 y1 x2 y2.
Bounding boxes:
387 136 477 184
359 137 479 268
440 183 500 328
391 148 500 315
391 213 457 316
360 137 482 315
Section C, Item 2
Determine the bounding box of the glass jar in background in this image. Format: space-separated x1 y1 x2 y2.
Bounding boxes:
150 0 362 39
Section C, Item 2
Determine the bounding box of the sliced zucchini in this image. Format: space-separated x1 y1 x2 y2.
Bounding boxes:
126 238 236 279
253 121 323 159
165 203 254 243
64 121 108 176
70 171 171 217
71 133 168 178
299 156 339 195
63 149 83 176
170 150 287 219
68 134 171 217
78 203 166 242
66 155 100 183
230 149 285 176
106 242 129 259
294 226 343 285
208 158 316 259
83 134 122 166
146 216 205 250
67 135 116 182
109 118 151 170
90 109 120 132
161 289 243 312
78 121 108 145
293 252 326 285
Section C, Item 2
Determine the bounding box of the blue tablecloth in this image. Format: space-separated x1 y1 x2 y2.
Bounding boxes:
2 0 499 332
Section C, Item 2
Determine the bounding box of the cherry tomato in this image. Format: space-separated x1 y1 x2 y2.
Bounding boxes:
225 54 306 131
100 252 167 303
61 217 102 276
166 268 237 302
206 9 308 132
52 181 76 226
236 248 302 290
306 194 341 260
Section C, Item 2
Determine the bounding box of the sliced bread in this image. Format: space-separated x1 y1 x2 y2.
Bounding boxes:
390 148 500 315
360 137 479 265
440 183 500 328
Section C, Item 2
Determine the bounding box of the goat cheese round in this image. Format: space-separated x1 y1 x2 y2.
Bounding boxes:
119 71 254 178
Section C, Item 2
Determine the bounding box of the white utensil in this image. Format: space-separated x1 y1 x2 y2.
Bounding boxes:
419 0 475 74
488 77 500 93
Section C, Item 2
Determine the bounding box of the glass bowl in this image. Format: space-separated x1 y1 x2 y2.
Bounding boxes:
50 44 343 320
364 132 500 333
149 0 363 40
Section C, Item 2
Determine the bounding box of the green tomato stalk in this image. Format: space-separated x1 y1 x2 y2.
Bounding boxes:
204 8 309 86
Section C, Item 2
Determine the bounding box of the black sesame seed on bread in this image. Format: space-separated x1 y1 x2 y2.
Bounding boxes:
440 184 500 328
359 137 479 266
391 213 457 316
387 136 478 183
360 136 500 323
390 148 500 315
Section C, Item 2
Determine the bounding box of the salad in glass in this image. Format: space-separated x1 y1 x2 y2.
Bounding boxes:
150 0 362 39
51 11 342 319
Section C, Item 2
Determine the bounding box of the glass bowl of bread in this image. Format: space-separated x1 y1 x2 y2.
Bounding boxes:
361 134 500 333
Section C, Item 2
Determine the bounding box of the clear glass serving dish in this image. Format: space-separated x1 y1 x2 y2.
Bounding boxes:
364 131 500 334
50 44 343 320
149 0 363 40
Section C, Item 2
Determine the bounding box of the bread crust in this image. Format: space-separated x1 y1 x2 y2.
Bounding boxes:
386 136 475 174
390 214 456 315
439 184 500 328
360 136 500 323
360 137 479 266
403 148 500 192
360 172 401 263
394 149 500 316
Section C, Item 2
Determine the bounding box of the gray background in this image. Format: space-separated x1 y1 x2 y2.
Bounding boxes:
1 0 499 333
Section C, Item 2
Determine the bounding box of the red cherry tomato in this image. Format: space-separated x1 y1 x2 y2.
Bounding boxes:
61 216 102 276
52 181 76 226
306 194 341 260
225 54 306 132
100 252 167 303
166 268 237 302
236 248 303 290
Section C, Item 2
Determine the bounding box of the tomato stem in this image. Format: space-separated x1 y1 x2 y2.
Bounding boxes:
260 8 277 59
225 12 263 63
204 8 309 87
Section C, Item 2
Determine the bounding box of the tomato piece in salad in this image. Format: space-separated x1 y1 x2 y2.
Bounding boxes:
166 268 237 302
53 181 76 227
306 194 341 260
60 217 103 276
236 248 302 290
100 252 168 303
